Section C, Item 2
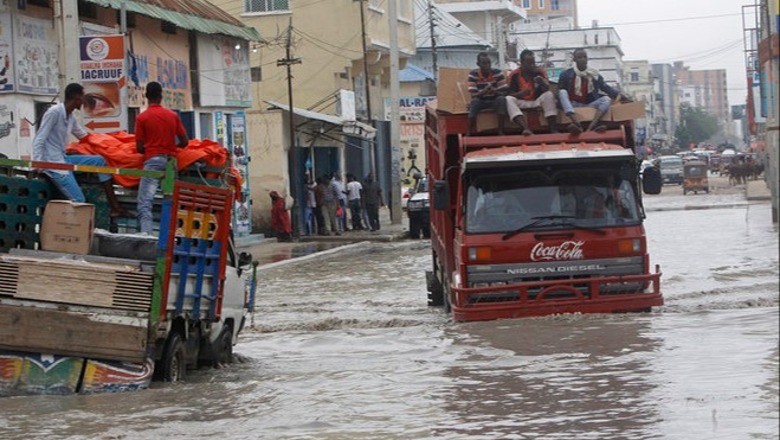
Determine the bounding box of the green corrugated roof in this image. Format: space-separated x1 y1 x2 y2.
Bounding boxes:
84 0 262 42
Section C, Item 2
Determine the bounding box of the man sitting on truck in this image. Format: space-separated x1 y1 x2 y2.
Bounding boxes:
32 82 132 217
505 49 559 135
466 52 509 136
558 48 631 133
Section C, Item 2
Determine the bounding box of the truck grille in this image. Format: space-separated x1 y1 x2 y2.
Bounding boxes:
466 257 646 303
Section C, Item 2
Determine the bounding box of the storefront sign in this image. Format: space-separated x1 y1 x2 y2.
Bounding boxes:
79 35 127 132
14 15 58 95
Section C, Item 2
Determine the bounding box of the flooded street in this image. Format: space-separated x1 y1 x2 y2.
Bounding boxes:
1 189 778 439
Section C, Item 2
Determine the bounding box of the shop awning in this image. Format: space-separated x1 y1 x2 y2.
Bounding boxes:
83 0 262 41
265 100 376 140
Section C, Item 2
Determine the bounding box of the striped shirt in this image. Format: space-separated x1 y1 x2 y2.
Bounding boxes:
467 68 508 100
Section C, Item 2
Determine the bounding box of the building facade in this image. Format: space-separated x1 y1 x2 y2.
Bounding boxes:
210 0 416 234
0 0 259 233
512 0 578 31
650 63 678 150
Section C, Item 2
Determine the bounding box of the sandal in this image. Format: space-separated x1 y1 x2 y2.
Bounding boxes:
567 123 583 134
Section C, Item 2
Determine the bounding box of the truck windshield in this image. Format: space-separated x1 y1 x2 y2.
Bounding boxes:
465 169 641 234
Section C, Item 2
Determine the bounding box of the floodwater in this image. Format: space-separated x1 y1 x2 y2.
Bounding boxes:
1 191 778 440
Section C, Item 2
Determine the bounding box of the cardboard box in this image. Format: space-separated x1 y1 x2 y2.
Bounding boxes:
40 200 95 255
436 67 472 114
610 101 645 121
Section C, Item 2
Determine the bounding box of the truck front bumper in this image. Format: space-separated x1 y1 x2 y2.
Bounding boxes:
449 266 663 322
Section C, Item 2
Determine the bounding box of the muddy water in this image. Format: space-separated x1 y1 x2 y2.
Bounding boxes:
1 200 777 440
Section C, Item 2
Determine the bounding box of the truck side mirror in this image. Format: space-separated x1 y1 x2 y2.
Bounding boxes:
238 251 253 267
642 166 662 195
432 180 448 211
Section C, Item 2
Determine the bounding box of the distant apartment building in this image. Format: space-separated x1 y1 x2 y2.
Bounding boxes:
622 60 654 148
433 0 526 68
651 63 678 143
673 61 731 136
510 27 625 85
513 0 578 31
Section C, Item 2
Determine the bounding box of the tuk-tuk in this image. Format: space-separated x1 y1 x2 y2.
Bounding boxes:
683 160 709 195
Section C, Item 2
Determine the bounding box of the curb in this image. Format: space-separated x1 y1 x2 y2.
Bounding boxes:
256 241 372 271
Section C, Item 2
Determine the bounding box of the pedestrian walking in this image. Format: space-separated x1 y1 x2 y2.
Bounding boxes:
269 190 292 242
321 174 341 235
362 173 383 231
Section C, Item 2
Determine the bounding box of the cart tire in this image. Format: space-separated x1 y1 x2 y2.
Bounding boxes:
160 333 186 382
214 326 234 366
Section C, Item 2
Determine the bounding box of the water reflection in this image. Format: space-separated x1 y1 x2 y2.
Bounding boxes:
434 315 663 439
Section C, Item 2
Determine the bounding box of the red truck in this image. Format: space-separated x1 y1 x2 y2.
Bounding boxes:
424 106 663 321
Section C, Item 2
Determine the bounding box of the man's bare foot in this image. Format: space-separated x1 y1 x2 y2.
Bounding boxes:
567 123 583 134
522 129 533 136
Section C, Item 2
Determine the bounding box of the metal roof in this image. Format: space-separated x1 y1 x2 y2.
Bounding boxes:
400 63 435 82
265 100 377 140
83 0 262 41
464 144 633 169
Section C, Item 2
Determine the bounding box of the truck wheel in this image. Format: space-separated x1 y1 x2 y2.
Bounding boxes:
214 327 234 366
426 270 444 307
409 217 420 239
443 284 452 314
161 333 186 382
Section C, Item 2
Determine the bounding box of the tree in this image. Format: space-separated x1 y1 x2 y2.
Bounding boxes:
675 103 720 148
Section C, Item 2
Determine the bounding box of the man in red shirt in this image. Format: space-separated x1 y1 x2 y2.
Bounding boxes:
135 81 189 234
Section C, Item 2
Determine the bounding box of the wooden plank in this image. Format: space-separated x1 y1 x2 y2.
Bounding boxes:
0 304 148 363
15 264 117 307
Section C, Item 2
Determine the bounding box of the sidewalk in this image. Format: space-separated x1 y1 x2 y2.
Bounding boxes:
746 179 772 201
236 207 410 266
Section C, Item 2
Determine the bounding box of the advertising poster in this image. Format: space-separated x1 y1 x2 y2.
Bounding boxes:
196 35 251 108
383 96 436 140
127 31 191 110
14 15 58 95
230 112 251 235
0 8 13 92
79 35 127 132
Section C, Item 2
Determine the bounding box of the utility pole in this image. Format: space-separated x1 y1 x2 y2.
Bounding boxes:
355 0 375 177
428 0 438 82
59 0 81 87
277 19 302 237
388 0 401 224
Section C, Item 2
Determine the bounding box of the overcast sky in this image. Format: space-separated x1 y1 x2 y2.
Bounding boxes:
577 0 749 107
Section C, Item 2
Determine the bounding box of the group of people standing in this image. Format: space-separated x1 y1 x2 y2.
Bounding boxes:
300 172 383 237
466 48 630 136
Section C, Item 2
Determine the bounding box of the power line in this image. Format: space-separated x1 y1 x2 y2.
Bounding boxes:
593 12 742 27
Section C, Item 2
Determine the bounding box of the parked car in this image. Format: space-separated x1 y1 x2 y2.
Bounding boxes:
407 175 430 239
658 155 683 185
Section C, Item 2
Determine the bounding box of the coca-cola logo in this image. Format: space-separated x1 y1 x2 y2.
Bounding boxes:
530 241 585 261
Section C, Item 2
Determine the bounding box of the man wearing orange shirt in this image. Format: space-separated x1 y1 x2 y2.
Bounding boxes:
505 49 559 135
135 81 189 235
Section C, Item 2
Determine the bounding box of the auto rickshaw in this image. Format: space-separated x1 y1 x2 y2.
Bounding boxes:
683 160 709 195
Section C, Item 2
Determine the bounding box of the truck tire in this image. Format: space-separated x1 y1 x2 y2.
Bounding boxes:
409 217 420 239
160 333 186 382
426 270 444 307
443 284 452 314
213 326 234 366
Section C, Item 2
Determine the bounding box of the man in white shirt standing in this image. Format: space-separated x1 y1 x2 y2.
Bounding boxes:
345 173 364 231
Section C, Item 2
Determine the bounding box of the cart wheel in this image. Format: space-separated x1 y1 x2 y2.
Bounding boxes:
160 333 186 382
214 326 234 366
